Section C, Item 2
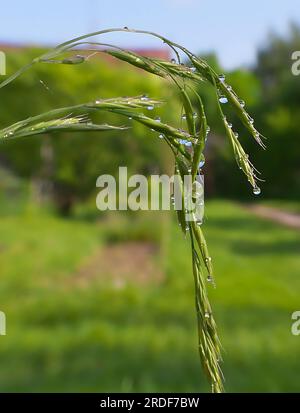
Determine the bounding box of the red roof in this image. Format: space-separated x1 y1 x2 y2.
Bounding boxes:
0 42 172 61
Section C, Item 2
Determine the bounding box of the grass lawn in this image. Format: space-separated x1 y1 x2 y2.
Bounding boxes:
0 200 299 392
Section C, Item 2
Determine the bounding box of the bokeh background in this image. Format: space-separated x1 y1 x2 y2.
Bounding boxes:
0 0 299 392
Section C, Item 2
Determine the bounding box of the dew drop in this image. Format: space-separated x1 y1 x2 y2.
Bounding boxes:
219 96 228 104
227 122 233 129
190 67 197 73
155 116 161 122
39 79 50 91
171 58 177 64
205 312 210 319
239 99 245 108
141 94 149 101
207 275 213 283
227 85 232 91
199 160 205 168
218 74 226 83
253 186 261 196
205 257 212 264
147 105 154 111
179 139 192 147
159 134 164 139
182 114 187 120
192 112 198 119
234 132 239 139
123 26 129 30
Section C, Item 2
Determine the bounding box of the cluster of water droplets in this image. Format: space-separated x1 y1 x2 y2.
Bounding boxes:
178 138 192 147
181 113 198 121
2 131 14 138
205 126 211 143
205 256 212 265
217 74 228 103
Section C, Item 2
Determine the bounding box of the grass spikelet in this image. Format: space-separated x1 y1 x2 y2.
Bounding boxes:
0 27 267 393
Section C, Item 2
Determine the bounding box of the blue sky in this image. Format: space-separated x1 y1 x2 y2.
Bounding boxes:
1 0 299 69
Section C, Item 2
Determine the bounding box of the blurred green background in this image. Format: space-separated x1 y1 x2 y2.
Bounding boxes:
0 23 299 393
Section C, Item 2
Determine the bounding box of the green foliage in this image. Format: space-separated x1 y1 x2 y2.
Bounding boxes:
252 24 300 198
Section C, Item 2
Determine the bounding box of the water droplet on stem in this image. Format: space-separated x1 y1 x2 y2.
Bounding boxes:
219 96 228 104
218 74 226 83
253 186 261 195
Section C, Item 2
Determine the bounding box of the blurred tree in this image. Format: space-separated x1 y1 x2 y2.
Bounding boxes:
252 23 300 198
0 49 177 214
